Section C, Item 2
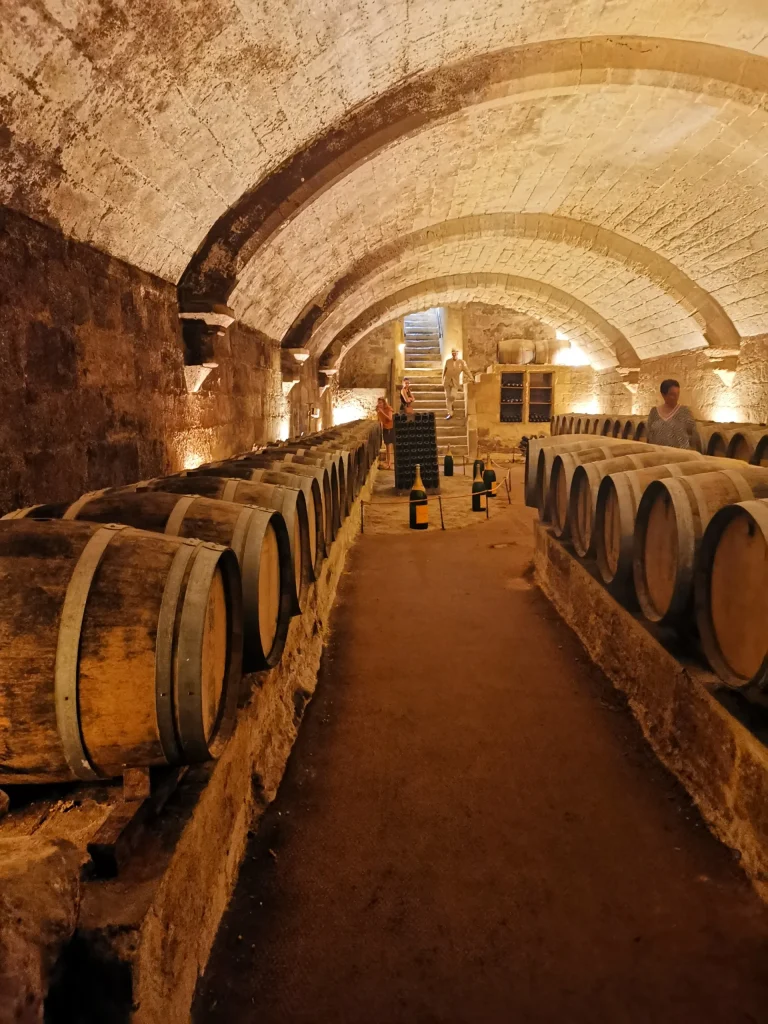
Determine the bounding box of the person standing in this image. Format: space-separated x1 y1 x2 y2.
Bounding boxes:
376 396 395 469
442 348 472 420
400 378 414 415
646 379 696 449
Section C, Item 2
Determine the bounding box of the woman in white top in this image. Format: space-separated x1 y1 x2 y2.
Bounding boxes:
646 379 696 449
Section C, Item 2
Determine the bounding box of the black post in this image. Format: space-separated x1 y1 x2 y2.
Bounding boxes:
438 495 445 530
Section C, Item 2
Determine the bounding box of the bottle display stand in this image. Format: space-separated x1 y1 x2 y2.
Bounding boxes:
393 412 440 494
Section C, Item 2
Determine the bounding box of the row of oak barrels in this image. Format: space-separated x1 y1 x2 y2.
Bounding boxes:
552 413 768 464
525 435 768 698
0 420 382 786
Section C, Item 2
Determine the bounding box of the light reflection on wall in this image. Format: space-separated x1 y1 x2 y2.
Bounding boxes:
553 342 591 367
333 403 363 426
572 400 600 415
712 404 746 424
174 431 213 471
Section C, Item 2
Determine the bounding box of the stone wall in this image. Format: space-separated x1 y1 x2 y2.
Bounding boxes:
461 304 555 369
635 340 768 423
0 206 283 513
338 323 393 388
555 341 768 424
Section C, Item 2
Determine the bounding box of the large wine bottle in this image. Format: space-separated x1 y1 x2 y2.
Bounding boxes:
483 454 497 497
443 446 454 477
472 461 486 512
409 463 429 530
472 457 485 478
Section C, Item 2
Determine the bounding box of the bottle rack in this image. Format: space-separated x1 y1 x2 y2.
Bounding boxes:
500 371 524 423
499 369 553 424
393 412 440 493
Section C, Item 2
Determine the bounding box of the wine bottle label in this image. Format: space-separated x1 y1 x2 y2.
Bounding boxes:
415 504 428 525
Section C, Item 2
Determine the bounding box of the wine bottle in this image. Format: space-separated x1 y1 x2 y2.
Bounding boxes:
472 457 485 478
409 463 429 530
443 445 454 477
472 461 486 512
483 454 497 497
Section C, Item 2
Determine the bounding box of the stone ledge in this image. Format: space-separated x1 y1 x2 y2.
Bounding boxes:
533 522 768 904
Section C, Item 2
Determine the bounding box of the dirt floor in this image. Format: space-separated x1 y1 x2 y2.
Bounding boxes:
193 465 768 1024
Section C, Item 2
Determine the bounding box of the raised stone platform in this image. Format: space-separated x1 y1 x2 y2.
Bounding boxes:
534 522 768 904
0 467 377 1024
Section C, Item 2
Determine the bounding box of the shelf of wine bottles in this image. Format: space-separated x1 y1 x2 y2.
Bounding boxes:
500 408 524 423
393 412 440 491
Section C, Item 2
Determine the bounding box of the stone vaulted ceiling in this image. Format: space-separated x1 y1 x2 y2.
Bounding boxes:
4 1 768 368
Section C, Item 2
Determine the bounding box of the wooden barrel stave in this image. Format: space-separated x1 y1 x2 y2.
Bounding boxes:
8 492 296 673
593 457 737 602
568 449 703 558
695 500 768 691
0 519 242 784
545 442 654 533
126 474 315 604
633 466 768 624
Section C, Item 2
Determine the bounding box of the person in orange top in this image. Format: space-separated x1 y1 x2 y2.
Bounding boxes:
376 396 395 469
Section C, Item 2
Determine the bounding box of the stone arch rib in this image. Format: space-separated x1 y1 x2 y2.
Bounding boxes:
296 214 739 356
321 274 637 371
178 36 768 310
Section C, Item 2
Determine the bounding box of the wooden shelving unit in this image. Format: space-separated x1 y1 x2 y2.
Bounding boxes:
500 372 525 422
499 369 554 425
528 370 553 424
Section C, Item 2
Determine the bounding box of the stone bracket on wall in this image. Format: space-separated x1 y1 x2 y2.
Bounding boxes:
616 366 640 395
705 347 740 388
178 304 234 370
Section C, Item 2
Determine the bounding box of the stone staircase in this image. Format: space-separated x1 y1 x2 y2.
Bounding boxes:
403 309 469 456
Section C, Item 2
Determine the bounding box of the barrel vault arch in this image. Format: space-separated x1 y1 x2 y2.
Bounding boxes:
320 274 637 371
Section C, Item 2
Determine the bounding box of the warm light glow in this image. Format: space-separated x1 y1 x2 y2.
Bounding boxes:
183 453 205 470
572 400 600 415
278 418 290 441
712 404 745 424
713 369 736 388
553 343 591 367
333 403 362 426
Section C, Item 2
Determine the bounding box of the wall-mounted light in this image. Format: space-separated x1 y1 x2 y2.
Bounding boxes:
319 366 339 375
289 348 311 363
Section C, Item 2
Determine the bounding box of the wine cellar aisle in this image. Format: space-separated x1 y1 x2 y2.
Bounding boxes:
194 467 768 1024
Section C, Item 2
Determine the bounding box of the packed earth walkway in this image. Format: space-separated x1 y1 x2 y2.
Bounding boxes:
194 467 768 1023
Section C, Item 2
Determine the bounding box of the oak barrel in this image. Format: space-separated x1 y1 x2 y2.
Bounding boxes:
695 499 768 691
0 519 242 784
726 428 768 464
227 454 340 538
129 474 317 599
633 466 768 623
524 434 582 508
195 459 335 545
592 457 736 602
544 442 653 530
568 449 703 557
6 492 296 672
532 436 629 517
259 447 350 516
173 467 325 570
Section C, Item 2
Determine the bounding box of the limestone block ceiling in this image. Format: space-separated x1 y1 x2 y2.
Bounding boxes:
3 1 768 368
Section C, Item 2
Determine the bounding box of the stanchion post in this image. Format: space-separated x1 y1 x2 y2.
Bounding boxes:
485 489 490 519
438 495 445 530
360 500 365 534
